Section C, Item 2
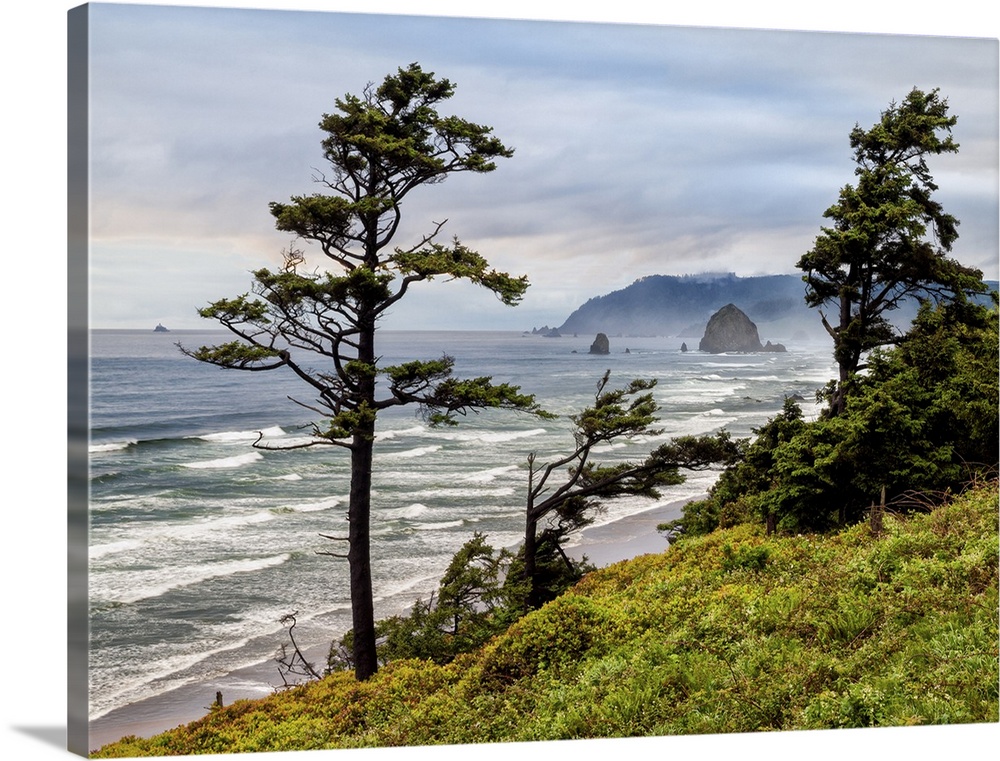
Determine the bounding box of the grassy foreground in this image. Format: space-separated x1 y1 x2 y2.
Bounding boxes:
93 481 998 756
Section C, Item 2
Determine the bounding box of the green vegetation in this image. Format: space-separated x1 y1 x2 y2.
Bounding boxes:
669 297 998 538
93 479 997 756
327 532 524 671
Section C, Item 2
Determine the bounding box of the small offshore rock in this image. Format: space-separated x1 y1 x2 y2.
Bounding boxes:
531 325 562 337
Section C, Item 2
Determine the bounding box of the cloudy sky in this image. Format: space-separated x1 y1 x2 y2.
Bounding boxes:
81 2 999 331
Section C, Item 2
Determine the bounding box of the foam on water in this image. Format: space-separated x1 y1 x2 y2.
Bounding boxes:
383 445 443 460
184 451 264 469
383 503 430 520
412 520 466 531
428 427 549 444
89 539 143 559
89 507 286 559
276 497 341 513
406 486 516 500
90 440 136 453
591 440 631 453
463 464 522 483
92 553 293 605
196 425 287 442
371 572 442 604
268 435 331 448
375 425 427 441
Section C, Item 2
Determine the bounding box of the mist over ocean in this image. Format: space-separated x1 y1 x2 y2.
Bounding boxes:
87 328 836 728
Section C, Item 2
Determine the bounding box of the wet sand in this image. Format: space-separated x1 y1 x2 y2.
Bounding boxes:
565 495 696 567
88 495 700 752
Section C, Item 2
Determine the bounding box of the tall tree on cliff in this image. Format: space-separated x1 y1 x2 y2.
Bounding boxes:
183 64 547 680
797 87 986 416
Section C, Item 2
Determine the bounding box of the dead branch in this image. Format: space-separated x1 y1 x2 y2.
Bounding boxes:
275 612 323 687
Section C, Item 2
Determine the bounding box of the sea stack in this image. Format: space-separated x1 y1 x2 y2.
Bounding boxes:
589 332 610 355
698 304 764 353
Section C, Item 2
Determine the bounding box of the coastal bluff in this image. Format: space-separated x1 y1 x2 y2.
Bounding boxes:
699 304 785 353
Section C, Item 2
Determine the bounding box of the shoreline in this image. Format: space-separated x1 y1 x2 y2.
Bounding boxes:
566 495 699 567
87 495 701 752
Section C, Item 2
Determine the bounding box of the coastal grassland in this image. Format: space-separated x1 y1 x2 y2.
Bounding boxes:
92 480 998 756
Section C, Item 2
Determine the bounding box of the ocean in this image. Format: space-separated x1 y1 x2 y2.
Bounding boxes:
86 328 837 741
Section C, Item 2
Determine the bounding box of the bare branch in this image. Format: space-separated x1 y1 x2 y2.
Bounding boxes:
275 612 323 686
250 429 350 452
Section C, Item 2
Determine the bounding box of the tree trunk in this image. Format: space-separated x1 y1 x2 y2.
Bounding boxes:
831 365 849 417
348 313 379 680
831 290 854 417
348 428 377 680
870 486 886 537
523 511 539 610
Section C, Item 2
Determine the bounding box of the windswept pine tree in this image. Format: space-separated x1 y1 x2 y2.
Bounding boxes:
797 88 986 415
183 64 549 680
521 371 740 608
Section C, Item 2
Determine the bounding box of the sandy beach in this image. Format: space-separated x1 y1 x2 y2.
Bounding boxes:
565 496 695 567
87 496 699 751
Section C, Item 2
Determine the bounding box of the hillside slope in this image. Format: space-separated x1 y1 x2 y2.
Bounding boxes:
93 480 999 756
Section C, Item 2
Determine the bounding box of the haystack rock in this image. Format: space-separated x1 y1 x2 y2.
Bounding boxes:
589 333 610 355
699 304 764 353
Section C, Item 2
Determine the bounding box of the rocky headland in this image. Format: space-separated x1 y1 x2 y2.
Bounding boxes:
555 272 999 340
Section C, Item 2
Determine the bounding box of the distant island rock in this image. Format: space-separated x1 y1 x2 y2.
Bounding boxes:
699 304 766 353
154 323 169 332
589 333 610 355
530 325 562 338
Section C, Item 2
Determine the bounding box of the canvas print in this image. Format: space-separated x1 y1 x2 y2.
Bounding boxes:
68 2 999 757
